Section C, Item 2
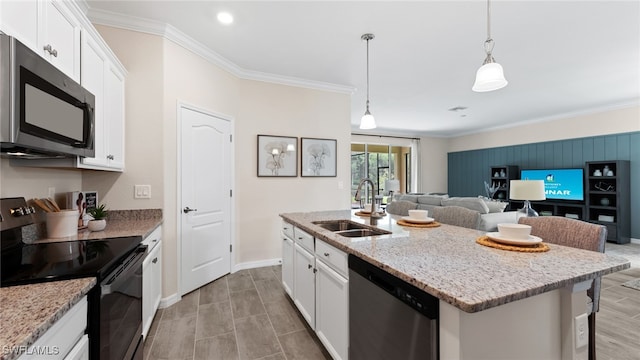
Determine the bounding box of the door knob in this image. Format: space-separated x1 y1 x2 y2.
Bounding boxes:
183 207 198 213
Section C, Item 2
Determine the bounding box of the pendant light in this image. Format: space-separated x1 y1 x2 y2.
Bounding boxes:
472 0 508 92
360 33 376 129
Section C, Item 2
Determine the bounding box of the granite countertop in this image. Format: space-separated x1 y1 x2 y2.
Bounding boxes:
0 278 96 360
280 210 631 313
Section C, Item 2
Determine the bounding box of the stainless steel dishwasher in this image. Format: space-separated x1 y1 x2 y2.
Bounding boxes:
349 254 439 360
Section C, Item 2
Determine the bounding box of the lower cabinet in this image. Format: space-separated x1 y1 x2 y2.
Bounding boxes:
282 234 294 296
281 220 349 360
315 259 349 360
293 242 316 329
142 227 162 338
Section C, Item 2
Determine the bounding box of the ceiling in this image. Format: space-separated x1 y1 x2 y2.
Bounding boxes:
84 1 640 137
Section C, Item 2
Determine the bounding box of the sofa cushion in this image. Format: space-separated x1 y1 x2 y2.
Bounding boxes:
484 200 508 213
441 197 490 214
417 194 448 206
398 194 421 203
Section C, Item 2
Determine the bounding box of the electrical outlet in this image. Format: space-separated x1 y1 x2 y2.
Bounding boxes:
134 185 151 199
575 313 588 349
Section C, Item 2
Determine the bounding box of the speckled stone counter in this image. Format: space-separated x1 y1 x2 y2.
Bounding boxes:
281 210 631 313
32 216 162 243
0 278 96 360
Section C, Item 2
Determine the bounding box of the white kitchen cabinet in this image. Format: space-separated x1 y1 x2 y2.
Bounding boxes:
293 242 316 329
20 296 88 359
315 259 349 360
142 227 162 338
282 227 295 297
78 31 126 171
0 0 80 81
41 0 81 81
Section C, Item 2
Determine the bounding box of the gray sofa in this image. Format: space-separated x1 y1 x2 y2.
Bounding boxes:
387 194 519 232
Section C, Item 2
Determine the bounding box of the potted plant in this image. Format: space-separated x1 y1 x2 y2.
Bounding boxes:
87 203 108 231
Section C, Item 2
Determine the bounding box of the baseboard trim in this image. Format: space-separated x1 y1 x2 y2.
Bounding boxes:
233 258 282 273
631 238 640 245
159 293 180 309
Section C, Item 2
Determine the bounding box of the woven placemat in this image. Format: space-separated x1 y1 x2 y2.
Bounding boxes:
355 211 387 217
396 219 441 228
476 235 550 252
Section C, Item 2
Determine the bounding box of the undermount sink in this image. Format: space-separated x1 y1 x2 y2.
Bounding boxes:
313 220 391 238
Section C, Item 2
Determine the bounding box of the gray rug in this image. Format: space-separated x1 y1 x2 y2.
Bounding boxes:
622 278 640 291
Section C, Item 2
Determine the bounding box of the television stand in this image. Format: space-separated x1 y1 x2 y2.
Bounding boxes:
510 200 586 220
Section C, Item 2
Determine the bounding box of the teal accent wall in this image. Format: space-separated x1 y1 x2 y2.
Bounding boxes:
448 131 640 239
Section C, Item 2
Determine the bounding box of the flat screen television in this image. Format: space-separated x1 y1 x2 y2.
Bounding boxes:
520 168 584 201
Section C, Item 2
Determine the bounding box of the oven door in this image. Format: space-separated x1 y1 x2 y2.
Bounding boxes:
99 246 146 360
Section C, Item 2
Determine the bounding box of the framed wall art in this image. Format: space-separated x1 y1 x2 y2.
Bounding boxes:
257 135 298 177
301 137 337 177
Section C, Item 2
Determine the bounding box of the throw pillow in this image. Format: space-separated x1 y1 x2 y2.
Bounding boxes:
441 197 490 214
417 195 448 206
484 200 508 213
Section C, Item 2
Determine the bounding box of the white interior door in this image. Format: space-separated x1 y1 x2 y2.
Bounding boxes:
180 105 232 295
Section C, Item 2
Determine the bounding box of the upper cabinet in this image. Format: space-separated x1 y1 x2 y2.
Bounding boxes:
1 0 127 172
0 0 81 81
79 31 125 171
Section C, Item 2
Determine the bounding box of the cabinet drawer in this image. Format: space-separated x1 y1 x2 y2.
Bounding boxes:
316 239 348 278
282 221 294 239
294 227 314 252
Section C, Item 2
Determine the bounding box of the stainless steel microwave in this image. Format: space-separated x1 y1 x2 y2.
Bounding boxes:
0 33 94 159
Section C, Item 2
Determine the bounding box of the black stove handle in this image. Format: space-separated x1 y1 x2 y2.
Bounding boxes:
101 245 147 295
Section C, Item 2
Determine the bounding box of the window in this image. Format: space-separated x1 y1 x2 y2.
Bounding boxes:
351 139 416 207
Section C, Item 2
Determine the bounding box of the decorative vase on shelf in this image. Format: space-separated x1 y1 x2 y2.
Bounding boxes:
593 169 602 176
499 169 506 177
600 197 610 206
603 165 611 176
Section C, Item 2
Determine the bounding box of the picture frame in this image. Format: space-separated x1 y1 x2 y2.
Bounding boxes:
301 137 337 177
257 135 298 177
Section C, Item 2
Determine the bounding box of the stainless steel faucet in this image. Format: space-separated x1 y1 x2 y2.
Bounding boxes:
354 178 383 220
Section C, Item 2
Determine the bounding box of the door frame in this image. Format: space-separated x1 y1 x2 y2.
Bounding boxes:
176 101 235 297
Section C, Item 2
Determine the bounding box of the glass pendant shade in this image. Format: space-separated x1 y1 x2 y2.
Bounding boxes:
360 112 376 129
472 61 508 92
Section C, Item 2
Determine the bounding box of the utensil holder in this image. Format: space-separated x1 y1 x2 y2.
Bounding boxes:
46 210 79 238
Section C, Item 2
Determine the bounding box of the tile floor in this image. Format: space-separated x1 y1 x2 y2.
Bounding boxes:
145 241 640 360
143 266 330 360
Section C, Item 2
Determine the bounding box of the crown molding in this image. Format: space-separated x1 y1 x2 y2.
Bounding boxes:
86 8 355 95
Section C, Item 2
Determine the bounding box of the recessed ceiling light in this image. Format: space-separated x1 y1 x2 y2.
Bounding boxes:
217 12 234 25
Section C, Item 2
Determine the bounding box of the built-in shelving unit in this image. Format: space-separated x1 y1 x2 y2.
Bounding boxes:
489 165 519 204
585 160 630 244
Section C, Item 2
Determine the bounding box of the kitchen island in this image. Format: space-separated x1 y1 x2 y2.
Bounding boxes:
281 210 630 360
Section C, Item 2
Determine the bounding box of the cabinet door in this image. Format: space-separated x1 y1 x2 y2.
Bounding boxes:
0 0 38 52
282 234 294 297
293 243 315 329
79 32 107 168
315 260 349 360
103 63 125 170
42 0 80 81
143 241 162 338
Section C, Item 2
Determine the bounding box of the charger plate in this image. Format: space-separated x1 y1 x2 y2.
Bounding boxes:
397 219 441 228
476 235 550 252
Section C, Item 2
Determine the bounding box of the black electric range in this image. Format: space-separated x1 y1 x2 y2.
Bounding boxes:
1 197 146 360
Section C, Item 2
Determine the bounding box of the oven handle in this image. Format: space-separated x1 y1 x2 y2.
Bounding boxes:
101 246 147 295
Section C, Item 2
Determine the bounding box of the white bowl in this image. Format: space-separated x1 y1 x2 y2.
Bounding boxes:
362 203 373 213
497 223 531 240
408 209 429 220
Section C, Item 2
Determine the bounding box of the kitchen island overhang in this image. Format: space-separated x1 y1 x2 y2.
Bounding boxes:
280 210 631 360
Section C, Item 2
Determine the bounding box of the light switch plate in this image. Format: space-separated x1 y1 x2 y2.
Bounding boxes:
134 185 151 199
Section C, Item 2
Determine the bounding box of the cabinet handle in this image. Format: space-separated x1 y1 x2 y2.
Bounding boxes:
107 154 115 160
313 268 317 273
43 44 57 57
152 239 157 243
298 237 303 240
324 252 330 257
152 258 158 264
307 264 312 269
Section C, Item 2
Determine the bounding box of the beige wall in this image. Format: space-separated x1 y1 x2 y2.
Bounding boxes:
419 136 449 193
90 26 350 299
448 106 640 152
0 160 82 203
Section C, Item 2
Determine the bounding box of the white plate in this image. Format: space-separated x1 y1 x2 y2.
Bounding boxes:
486 232 543 246
401 216 435 224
